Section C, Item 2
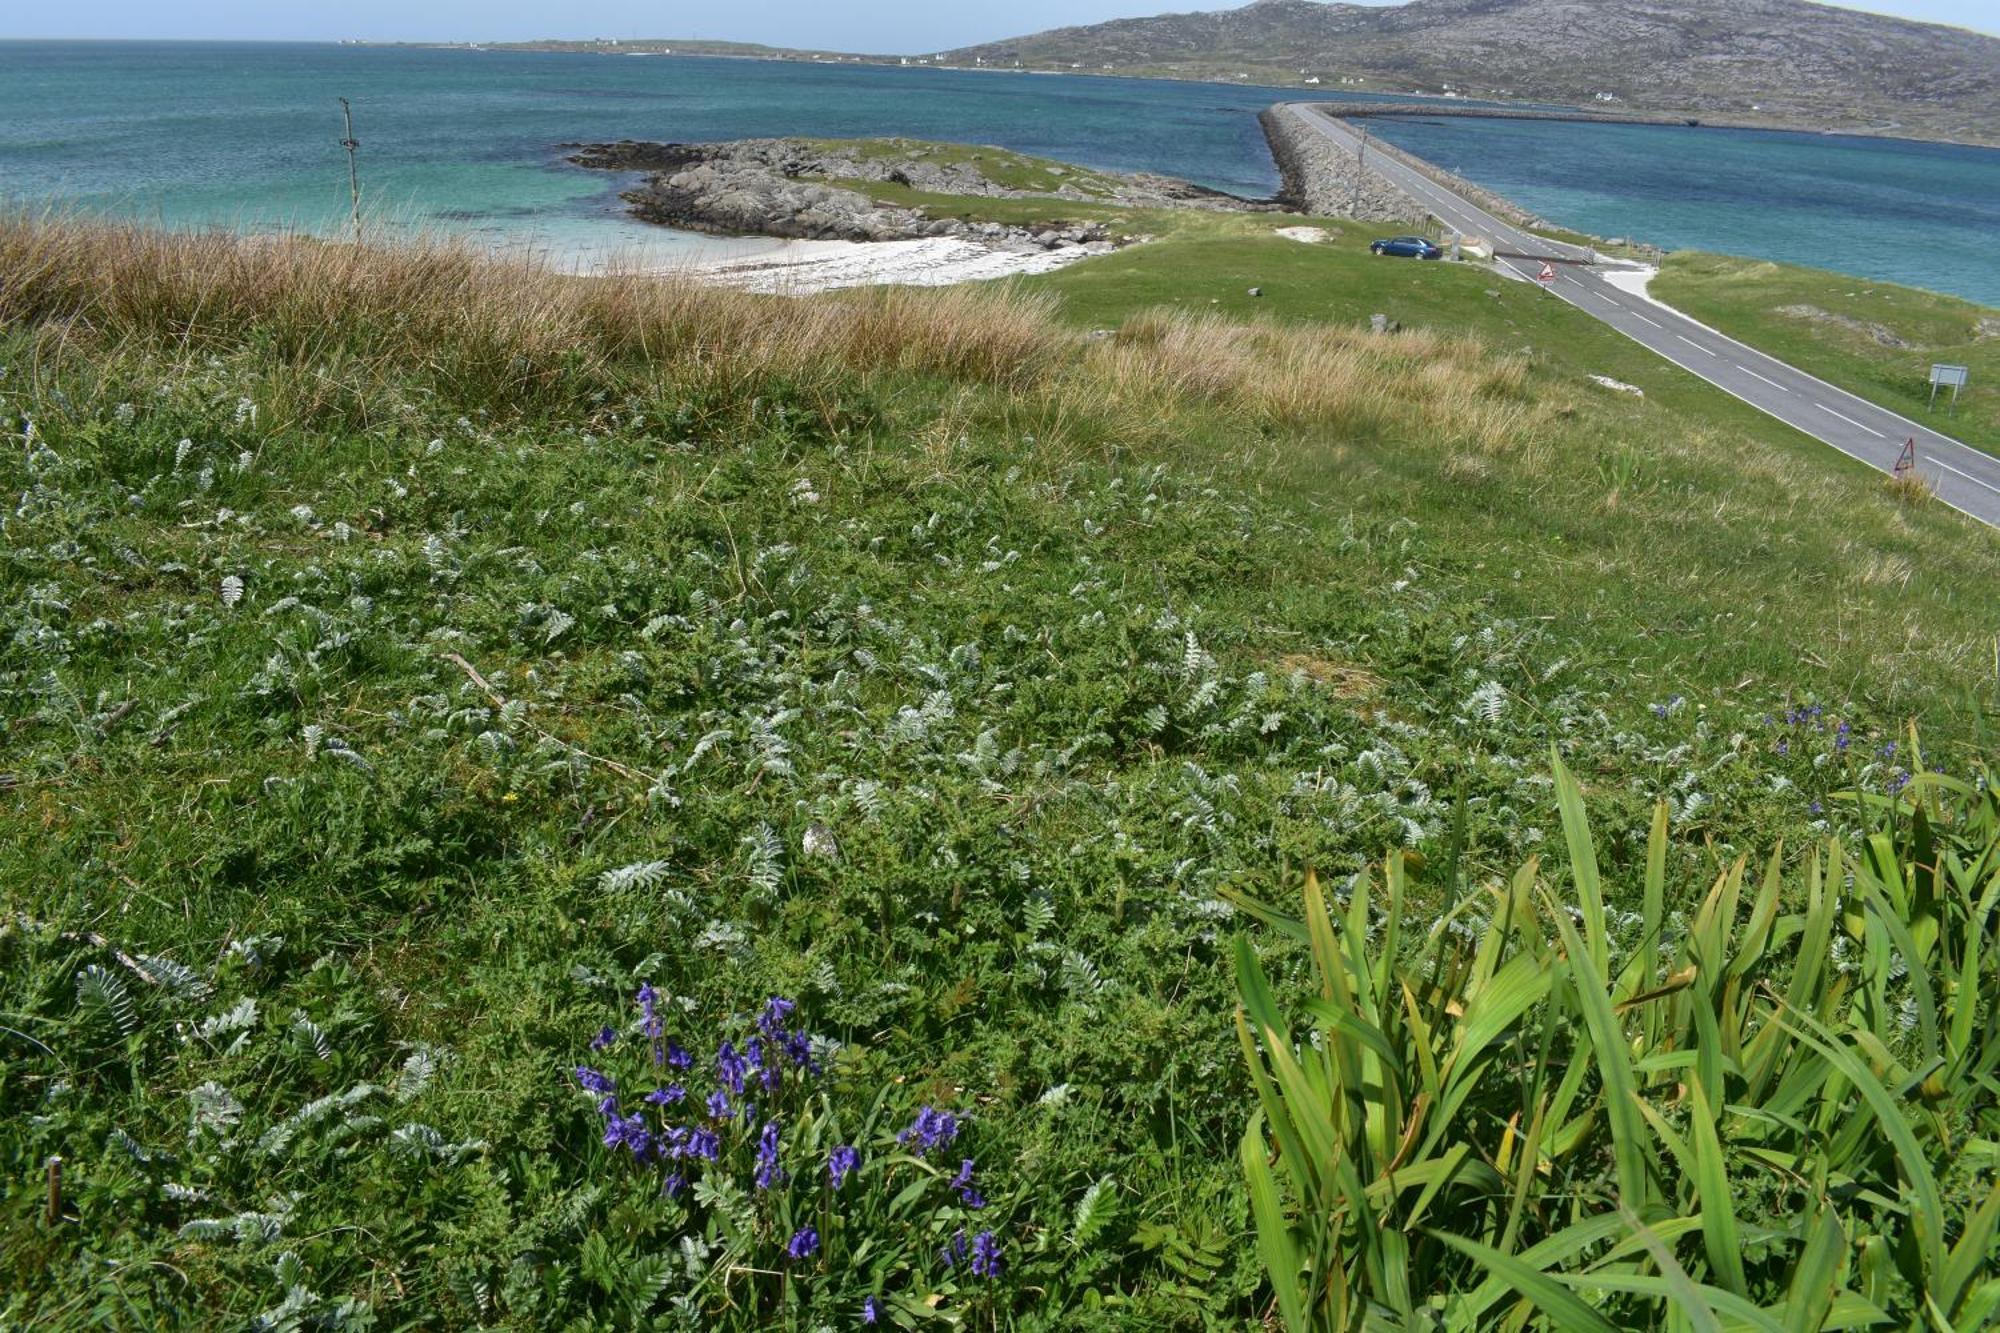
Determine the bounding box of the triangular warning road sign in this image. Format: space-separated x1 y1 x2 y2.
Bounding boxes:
1894 437 1916 475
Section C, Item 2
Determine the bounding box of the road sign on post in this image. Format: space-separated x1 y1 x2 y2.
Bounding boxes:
1930 363 1969 415
1537 262 1556 285
1895 437 1916 476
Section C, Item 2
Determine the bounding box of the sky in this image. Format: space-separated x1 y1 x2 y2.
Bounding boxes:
4 0 1994 51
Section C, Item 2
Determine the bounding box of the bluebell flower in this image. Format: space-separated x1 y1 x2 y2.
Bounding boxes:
717 1040 751 1096
686 1126 721 1161
828 1143 860 1190
589 1026 617 1051
755 1119 786 1190
1836 721 1852 751
759 997 795 1036
787 1226 819 1261
1652 703 1669 720
1881 741 1898 761
638 982 663 1064
646 1085 686 1107
899 1106 960 1157
662 1171 686 1199
1889 770 1911 795
1809 801 1824 816
970 1229 1001 1278
939 1228 968 1269
707 1089 732 1121
574 1066 616 1095
861 1295 881 1325
1776 740 1789 756
950 1158 986 1209
666 1039 692 1070
785 1030 816 1072
603 1112 652 1159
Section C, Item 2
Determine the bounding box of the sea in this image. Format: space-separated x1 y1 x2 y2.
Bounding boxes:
2 40 1997 304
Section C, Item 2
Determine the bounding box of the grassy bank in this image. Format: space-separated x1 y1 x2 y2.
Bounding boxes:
1652 252 2000 454
2 213 1997 1327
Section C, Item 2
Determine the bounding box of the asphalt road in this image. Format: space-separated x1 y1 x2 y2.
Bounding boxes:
1286 103 2000 528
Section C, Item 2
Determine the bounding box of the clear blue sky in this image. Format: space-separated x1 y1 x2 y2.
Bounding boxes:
5 0 1993 50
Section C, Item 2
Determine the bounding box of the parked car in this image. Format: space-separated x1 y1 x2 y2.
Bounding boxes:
1369 236 1443 259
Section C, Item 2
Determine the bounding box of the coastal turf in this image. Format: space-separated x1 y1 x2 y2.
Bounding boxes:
3 213 1998 1328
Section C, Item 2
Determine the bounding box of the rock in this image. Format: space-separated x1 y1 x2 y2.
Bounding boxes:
1248 287 1264 297
1588 374 1645 397
571 134 1273 253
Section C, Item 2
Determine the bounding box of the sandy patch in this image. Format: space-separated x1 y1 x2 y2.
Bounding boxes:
1598 264 1662 304
651 236 1117 294
1275 226 1331 244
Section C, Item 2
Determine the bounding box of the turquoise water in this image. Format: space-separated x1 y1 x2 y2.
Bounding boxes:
1365 115 2000 305
2 41 1998 303
0 41 1320 267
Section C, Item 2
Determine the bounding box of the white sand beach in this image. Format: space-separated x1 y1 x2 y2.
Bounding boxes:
656 236 1120 294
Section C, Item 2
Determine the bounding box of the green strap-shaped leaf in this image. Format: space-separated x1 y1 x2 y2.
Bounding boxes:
1781 1197 1845 1333
1776 1014 1946 1283
1552 910 1654 1212
1241 1114 1310 1333
1552 751 1610 977
1688 1080 1749 1297
1939 1176 2000 1320
1430 1228 1622 1333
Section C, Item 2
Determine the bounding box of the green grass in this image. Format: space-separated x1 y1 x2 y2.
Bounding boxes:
1652 252 2000 454
802 136 1126 197
4 210 2000 1328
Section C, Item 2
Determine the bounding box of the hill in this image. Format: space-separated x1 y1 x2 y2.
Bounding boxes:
946 0 2000 144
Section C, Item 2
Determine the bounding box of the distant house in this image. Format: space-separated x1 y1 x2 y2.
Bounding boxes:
1594 91 1622 103
1304 75 1322 84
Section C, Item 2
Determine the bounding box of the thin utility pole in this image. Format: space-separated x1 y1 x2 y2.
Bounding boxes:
1351 123 1369 216
338 98 362 244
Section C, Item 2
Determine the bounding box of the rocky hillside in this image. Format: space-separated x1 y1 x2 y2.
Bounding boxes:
946 0 2000 144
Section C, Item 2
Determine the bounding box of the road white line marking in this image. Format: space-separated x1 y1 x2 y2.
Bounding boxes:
1736 365 1792 394
1926 456 2000 498
1813 403 1887 438
1625 310 1662 329
1675 335 1716 356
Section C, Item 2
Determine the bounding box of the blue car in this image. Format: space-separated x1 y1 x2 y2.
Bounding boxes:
1370 236 1444 259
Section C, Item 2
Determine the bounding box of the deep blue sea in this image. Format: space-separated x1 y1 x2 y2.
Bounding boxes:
2 41 1997 303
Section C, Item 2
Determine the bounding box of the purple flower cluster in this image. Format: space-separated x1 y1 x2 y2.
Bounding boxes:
898 1105 960 1157
755 1119 786 1191
573 992 1011 1314
950 1158 986 1210
939 1227 1003 1279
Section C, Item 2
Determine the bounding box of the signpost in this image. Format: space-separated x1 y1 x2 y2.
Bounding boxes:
1930 363 1969 415
1537 262 1556 286
1895 437 1917 476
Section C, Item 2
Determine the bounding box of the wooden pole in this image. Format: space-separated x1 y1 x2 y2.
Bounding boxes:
339 98 362 245
45 1156 61 1227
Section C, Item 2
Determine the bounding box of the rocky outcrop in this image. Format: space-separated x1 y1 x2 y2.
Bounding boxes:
1259 108 1426 225
567 137 1265 250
